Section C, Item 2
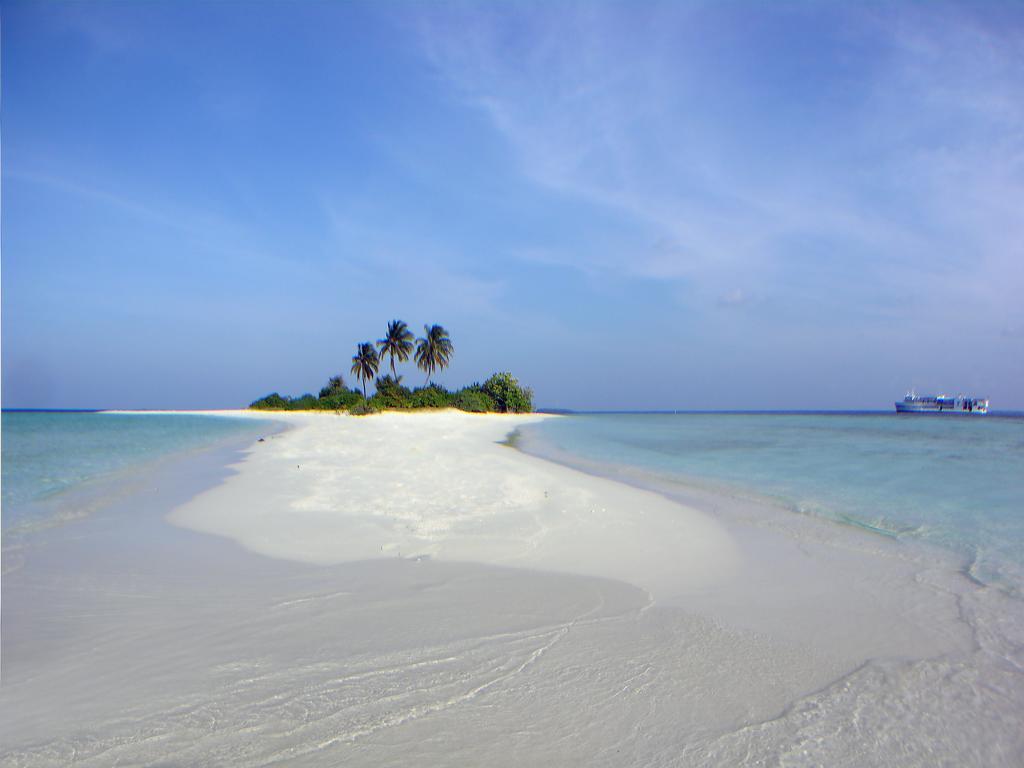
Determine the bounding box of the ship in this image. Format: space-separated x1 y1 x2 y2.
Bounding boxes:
895 391 989 414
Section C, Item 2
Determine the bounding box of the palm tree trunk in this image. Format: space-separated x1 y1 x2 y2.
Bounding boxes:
362 379 367 398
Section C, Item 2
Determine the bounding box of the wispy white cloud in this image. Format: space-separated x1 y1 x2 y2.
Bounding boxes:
52 4 141 54
6 169 183 229
2 166 304 296
321 199 507 318
415 2 1024 335
717 288 752 308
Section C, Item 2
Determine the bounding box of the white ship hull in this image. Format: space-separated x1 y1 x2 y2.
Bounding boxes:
895 393 988 414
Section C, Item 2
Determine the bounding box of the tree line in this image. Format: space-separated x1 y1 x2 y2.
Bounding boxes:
249 319 533 414
351 321 453 397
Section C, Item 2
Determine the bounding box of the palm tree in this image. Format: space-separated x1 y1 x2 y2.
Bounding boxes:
376 319 415 382
414 324 454 385
350 342 380 398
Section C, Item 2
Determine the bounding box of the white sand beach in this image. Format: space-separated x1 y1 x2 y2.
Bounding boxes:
2 410 1020 766
170 411 739 600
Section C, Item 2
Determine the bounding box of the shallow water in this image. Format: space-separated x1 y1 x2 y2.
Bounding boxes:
518 412 1024 590
515 412 1024 765
1 411 275 534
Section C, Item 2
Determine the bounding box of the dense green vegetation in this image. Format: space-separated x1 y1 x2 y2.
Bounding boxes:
249 320 533 415
481 371 534 414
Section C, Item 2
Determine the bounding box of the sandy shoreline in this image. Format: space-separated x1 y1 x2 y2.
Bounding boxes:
168 411 973 661
2 409 1021 765
168 410 740 601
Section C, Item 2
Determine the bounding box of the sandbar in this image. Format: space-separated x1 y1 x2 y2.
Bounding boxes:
2 410 1020 766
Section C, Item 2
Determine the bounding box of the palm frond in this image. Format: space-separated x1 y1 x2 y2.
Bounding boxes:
378 319 415 381
414 324 454 384
351 342 380 397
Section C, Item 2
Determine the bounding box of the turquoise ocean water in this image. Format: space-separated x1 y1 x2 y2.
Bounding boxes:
518 412 1024 591
1 411 274 534
5 410 1023 591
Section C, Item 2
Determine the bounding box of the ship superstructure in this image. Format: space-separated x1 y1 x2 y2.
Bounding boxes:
895 391 989 414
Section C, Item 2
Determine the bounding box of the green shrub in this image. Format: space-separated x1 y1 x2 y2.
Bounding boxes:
452 389 497 413
372 376 412 409
250 393 289 410
374 374 404 393
318 374 347 399
250 372 531 413
348 399 379 416
317 390 363 411
370 392 411 409
289 394 318 410
482 372 533 413
409 385 452 409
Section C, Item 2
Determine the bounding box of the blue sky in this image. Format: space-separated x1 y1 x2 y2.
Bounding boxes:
3 0 1022 410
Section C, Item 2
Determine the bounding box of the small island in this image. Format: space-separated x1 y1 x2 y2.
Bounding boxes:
249 320 533 414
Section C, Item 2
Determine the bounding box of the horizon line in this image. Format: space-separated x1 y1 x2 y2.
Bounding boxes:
4 407 1024 417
